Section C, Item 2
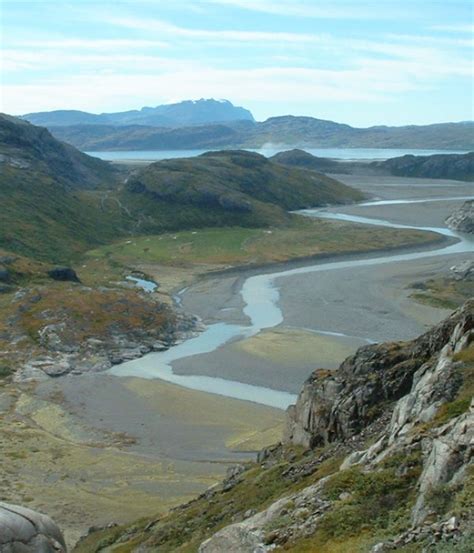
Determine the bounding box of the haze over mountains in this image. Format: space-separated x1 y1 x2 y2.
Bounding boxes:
23 99 254 128
21 99 474 151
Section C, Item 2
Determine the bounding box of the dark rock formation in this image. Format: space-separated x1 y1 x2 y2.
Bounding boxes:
284 303 471 448
47 267 80 282
0 502 66 552
0 269 10 283
445 200 474 234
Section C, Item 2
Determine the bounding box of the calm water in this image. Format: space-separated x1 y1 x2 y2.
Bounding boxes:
109 196 473 409
86 147 468 162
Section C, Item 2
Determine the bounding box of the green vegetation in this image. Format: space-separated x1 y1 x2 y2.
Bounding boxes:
432 344 474 425
410 277 474 310
0 166 126 261
121 150 365 234
73 448 424 553
74 449 343 553
87 217 441 270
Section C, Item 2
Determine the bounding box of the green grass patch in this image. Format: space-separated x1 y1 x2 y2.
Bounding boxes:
410 277 474 311
86 216 441 270
433 344 474 425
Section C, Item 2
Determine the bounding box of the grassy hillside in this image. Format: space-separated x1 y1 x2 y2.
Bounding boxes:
0 113 117 188
123 150 364 233
0 116 365 261
0 115 129 261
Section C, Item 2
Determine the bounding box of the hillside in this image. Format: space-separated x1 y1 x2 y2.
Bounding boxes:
44 115 474 151
121 150 364 231
76 300 474 552
0 113 116 188
23 99 254 128
0 114 124 260
274 149 474 182
271 148 352 173
0 116 365 260
372 152 474 181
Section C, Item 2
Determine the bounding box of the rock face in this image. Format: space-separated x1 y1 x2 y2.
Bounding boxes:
0 502 66 552
450 260 474 281
445 200 474 234
199 301 473 552
284 305 468 448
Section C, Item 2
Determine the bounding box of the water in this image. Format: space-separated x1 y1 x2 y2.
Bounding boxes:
86 147 468 163
126 275 158 293
109 196 473 409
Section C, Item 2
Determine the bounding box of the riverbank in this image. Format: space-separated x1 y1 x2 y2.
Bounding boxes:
2 175 471 546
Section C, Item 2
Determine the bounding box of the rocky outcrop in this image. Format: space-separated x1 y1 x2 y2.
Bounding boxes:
47 267 80 283
0 502 66 552
445 200 474 234
199 301 473 552
284 304 469 448
450 260 474 281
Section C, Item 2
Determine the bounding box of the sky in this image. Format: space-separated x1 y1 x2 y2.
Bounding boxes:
0 0 473 126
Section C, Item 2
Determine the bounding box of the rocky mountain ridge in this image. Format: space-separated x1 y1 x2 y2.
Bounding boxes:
22 99 254 128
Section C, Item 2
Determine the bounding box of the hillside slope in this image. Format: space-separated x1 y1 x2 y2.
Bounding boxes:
76 300 474 552
372 152 474 181
273 149 474 182
0 116 364 260
0 113 116 188
0 114 124 260
121 150 364 231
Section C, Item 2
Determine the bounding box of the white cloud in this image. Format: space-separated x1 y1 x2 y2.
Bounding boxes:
14 38 169 50
107 16 324 43
205 0 410 20
3 53 467 116
431 24 474 33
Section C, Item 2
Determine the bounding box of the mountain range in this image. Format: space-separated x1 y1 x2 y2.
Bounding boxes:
22 99 254 128
21 100 474 151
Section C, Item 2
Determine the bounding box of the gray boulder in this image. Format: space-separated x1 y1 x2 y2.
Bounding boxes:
0 502 66 552
445 200 474 234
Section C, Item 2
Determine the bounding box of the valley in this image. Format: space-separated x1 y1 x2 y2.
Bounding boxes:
0 115 472 551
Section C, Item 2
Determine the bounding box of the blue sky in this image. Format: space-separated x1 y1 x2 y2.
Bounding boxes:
1 0 473 125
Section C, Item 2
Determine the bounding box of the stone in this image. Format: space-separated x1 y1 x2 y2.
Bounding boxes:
47 267 80 282
0 269 11 283
450 260 474 281
0 501 66 552
445 200 474 234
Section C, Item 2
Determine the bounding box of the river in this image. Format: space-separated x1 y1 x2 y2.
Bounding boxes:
108 195 473 410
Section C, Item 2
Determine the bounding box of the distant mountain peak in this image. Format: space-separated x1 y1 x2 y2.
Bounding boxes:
23 98 255 128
